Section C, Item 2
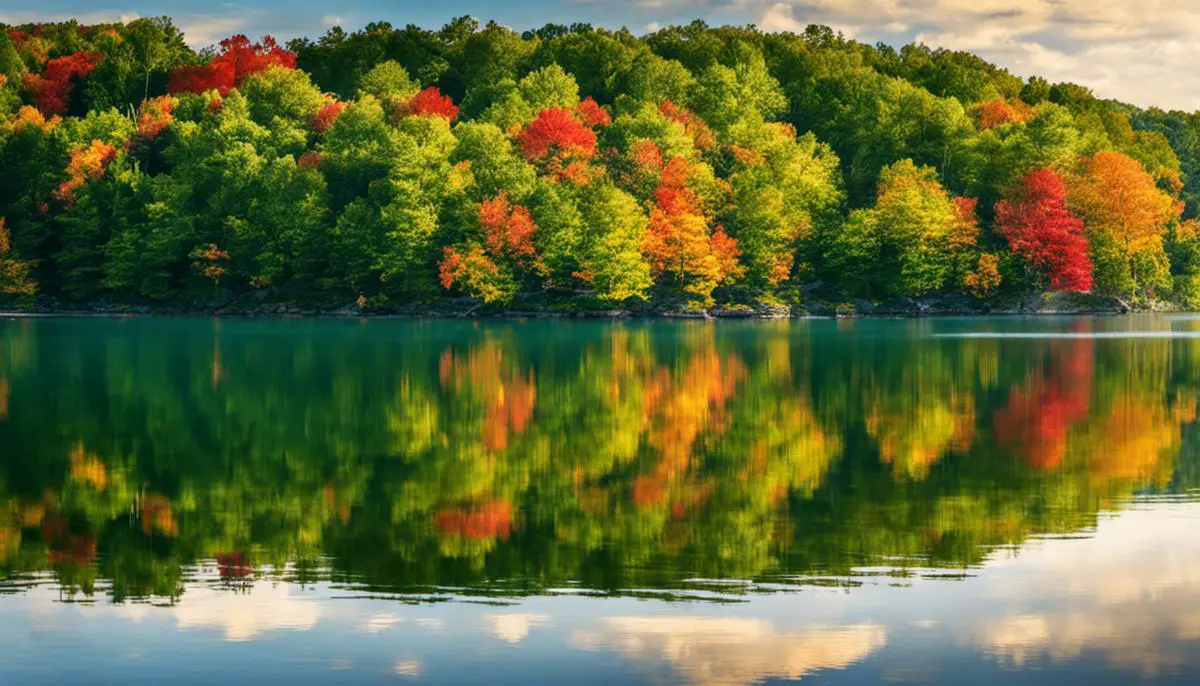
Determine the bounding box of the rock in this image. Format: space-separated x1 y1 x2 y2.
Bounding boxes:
710 304 756 318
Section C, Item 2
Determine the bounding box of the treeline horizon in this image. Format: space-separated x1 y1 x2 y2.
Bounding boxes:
2 16 1200 309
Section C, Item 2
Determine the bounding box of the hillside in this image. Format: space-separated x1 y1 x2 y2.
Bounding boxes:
1 17 1199 312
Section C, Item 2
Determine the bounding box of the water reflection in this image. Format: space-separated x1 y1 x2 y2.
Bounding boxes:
2 316 1200 683
572 618 887 686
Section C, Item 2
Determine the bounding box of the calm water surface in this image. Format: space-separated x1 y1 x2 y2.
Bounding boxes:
2 315 1200 684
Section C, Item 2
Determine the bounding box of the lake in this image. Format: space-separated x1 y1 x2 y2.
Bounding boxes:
2 315 1200 685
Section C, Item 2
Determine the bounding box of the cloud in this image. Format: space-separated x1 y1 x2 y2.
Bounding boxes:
0 10 140 25
486 612 551 644
176 14 251 48
744 0 1200 110
970 505 1200 675
322 16 343 27
359 612 402 634
572 616 885 686
113 582 320 642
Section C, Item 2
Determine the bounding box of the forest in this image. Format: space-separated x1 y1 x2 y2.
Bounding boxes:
2 17 1200 311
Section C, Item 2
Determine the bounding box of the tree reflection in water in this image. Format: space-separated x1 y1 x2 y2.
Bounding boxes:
0 316 1197 601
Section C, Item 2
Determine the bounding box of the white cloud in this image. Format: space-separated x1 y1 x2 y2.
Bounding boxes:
359 612 402 634
0 10 140 25
112 582 320 642
746 0 1200 110
572 616 885 686
321 16 343 27
486 612 551 644
969 505 1200 675
176 15 251 48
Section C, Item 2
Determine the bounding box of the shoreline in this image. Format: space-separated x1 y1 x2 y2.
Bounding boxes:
0 292 1176 320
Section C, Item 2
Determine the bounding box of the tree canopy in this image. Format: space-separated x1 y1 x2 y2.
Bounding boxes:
2 17 1200 308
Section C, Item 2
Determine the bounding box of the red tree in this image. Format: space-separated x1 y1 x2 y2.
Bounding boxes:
168 35 295 95
576 97 611 128
310 100 346 134
22 52 104 115
995 168 1093 292
406 86 458 120
168 61 235 95
479 193 538 268
517 107 597 164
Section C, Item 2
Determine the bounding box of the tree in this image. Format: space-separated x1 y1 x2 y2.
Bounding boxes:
124 18 188 102
576 183 652 301
0 218 37 297
576 97 610 128
405 86 458 120
168 35 296 95
1068 151 1180 298
969 99 1031 130
825 159 962 296
451 122 538 201
239 65 324 128
58 139 118 204
310 100 346 134
995 168 1092 292
479 193 538 269
517 107 597 181
619 54 694 110
643 157 742 304
23 52 104 115
691 45 786 132
438 243 515 303
723 121 843 288
357 60 418 104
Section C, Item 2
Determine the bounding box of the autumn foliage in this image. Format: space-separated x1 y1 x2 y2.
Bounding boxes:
643 156 742 302
439 244 509 302
969 99 1032 130
434 500 514 540
659 100 716 150
517 107 597 164
996 168 1093 292
1069 151 1181 256
310 100 347 134
479 193 538 268
0 219 37 297
994 337 1094 469
576 97 611 128
22 52 104 115
57 140 117 204
190 243 231 287
5 19 1200 311
136 95 177 140
405 86 459 120
168 35 296 95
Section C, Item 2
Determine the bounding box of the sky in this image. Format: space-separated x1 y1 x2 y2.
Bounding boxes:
2 0 1197 112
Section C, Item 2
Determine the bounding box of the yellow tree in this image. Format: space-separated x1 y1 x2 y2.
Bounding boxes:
0 219 36 297
1068 151 1181 298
